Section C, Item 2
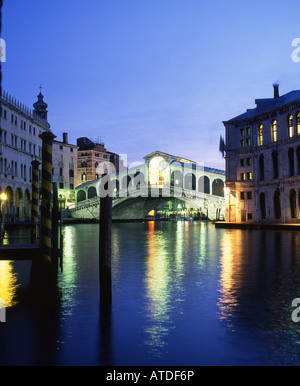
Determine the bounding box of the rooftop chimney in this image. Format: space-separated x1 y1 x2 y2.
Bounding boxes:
273 84 279 98
63 132 68 144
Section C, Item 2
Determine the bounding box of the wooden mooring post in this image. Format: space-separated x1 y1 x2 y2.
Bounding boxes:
31 159 40 244
52 182 59 272
99 175 112 307
39 131 56 265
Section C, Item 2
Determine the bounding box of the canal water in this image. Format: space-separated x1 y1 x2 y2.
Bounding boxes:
1 221 300 366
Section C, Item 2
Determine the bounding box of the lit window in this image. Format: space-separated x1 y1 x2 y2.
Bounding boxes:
240 173 246 181
247 158 252 166
246 172 252 180
246 138 251 146
240 139 245 148
288 115 294 137
240 128 245 137
246 127 251 136
240 192 246 200
258 124 263 146
297 112 300 135
271 120 277 142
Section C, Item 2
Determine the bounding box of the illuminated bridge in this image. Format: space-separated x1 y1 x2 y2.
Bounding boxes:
69 151 225 221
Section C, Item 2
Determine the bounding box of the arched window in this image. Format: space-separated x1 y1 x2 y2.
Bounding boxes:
81 172 86 181
288 115 294 137
274 189 281 219
272 151 279 179
297 146 300 175
81 161 87 168
288 148 295 176
297 112 300 135
258 124 263 146
259 154 264 181
259 192 266 220
271 120 277 142
290 189 297 218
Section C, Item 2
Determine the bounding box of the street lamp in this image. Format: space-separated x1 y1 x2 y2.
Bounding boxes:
0 192 7 244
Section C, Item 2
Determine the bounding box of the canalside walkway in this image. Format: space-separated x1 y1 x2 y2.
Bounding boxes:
214 221 300 230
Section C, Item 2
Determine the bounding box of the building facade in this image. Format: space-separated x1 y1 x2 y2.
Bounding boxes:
0 90 51 221
223 85 300 223
52 132 78 209
76 137 121 187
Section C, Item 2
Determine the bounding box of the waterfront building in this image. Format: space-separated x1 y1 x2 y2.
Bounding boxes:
52 132 78 209
76 137 121 187
0 90 51 221
223 84 300 223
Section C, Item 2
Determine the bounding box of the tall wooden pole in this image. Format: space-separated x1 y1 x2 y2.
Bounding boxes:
39 131 56 265
99 174 112 306
31 159 40 244
52 182 59 272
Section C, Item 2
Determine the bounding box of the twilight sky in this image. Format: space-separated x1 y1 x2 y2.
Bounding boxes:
1 0 300 169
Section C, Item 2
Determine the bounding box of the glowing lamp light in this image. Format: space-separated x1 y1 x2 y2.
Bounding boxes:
0 193 7 201
224 188 230 196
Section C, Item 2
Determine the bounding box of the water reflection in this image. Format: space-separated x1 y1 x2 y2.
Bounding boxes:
218 230 240 321
0 261 19 307
144 221 172 351
218 229 300 364
59 225 78 317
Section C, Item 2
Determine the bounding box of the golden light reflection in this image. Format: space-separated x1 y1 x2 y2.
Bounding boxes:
60 226 78 315
144 221 172 350
218 230 243 321
111 225 121 281
0 261 19 308
175 221 184 272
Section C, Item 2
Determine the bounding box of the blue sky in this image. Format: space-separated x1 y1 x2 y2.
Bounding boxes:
1 0 300 169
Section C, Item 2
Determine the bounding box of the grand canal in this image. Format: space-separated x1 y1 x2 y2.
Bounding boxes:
1 221 300 366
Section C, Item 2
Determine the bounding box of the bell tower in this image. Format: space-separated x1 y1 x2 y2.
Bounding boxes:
33 86 48 120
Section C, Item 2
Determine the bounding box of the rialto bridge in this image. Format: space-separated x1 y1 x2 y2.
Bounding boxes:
69 151 225 221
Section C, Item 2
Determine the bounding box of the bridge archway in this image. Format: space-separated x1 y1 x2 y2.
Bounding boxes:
77 190 86 203
134 171 144 190
184 173 196 191
171 170 183 188
198 176 210 194
149 156 167 186
88 186 97 199
212 179 224 197
122 175 132 189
